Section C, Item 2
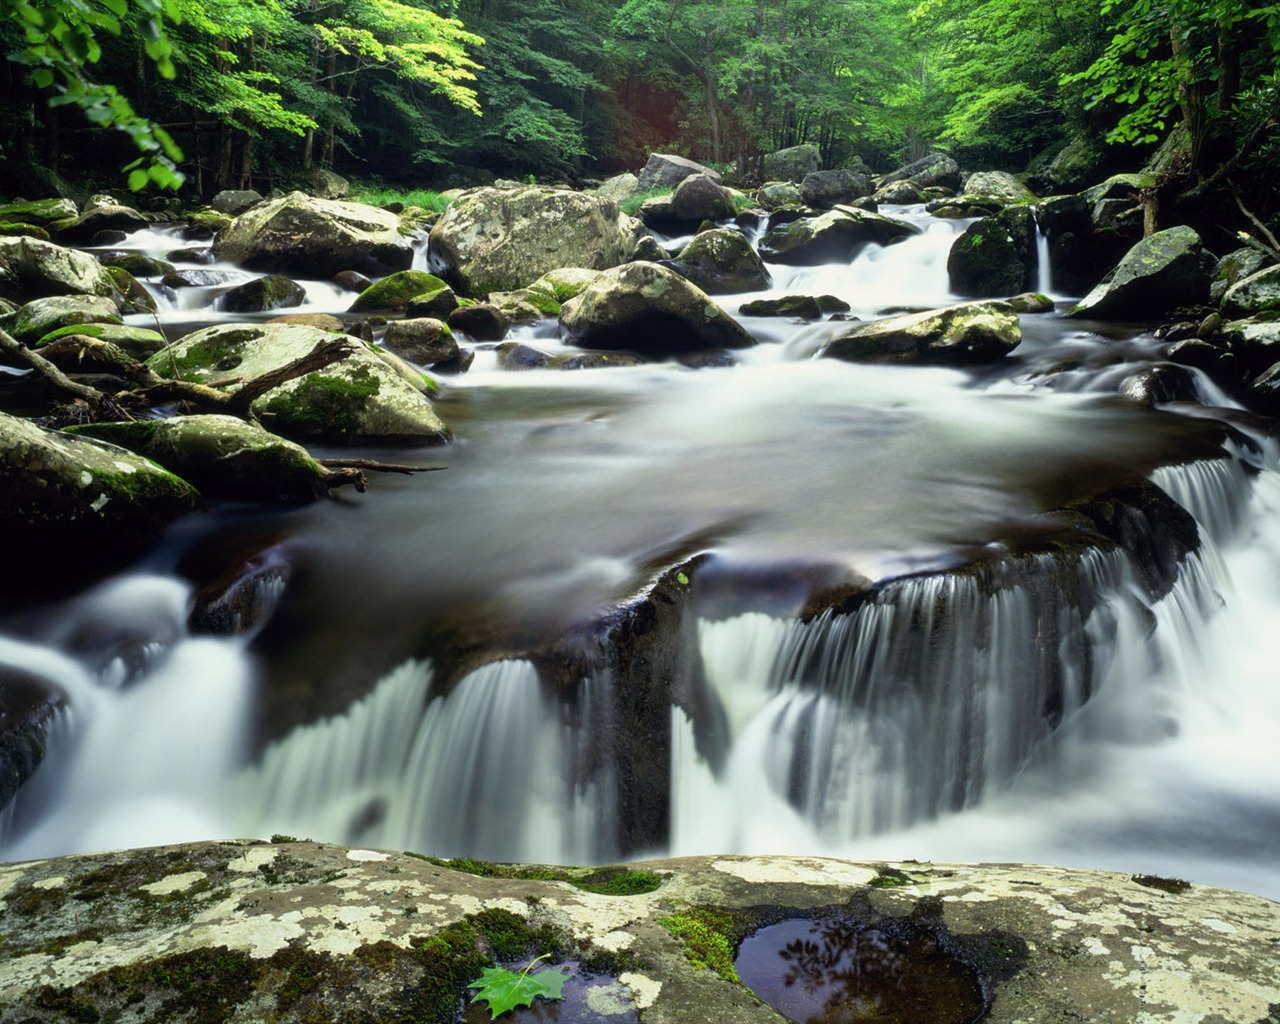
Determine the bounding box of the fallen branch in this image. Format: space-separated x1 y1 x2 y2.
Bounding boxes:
318 464 367 493
227 338 360 414
1230 184 1280 257
316 458 446 475
0 327 124 412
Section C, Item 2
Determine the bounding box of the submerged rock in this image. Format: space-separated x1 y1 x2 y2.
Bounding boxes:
1069 225 1214 322
213 191 413 278
559 262 755 355
820 300 1021 365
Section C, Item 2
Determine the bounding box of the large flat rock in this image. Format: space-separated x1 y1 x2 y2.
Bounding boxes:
1 844 1276 1023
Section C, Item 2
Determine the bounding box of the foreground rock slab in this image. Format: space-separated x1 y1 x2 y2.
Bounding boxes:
0 844 1276 1024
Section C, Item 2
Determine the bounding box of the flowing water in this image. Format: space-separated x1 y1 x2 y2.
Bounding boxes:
4 208 1280 901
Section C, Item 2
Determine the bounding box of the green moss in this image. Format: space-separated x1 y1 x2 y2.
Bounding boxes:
573 868 663 896
1131 874 1191 895
469 907 568 961
65 419 165 447
6 883 70 916
0 221 51 240
659 906 749 983
189 209 233 233
522 285 563 317
868 869 915 889
261 366 381 440
620 186 674 216
422 857 662 897
350 270 448 312
104 946 257 1024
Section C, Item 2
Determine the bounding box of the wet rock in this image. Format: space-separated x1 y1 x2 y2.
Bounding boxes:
429 186 643 296
383 318 458 366
187 538 292 637
34 321 167 360
0 666 64 811
800 169 872 209
1221 265 1280 319
333 270 373 293
213 191 413 278
636 152 721 192
820 300 1021 366
630 235 669 262
0 235 119 304
164 246 215 264
145 323 449 446
211 189 264 215
0 294 122 346
960 170 1037 205
403 284 459 320
266 313 346 331
0 197 78 232
667 173 737 225
557 350 645 370
947 208 1036 297
496 342 552 370
763 144 821 182
91 229 128 246
1008 293 1055 313
1118 365 1200 405
68 415 331 503
218 273 307 313
1069 225 1214 322
758 208 918 265
678 349 738 368
739 295 824 319
1222 318 1280 375
874 179 926 204
348 270 449 313
97 252 173 278
663 228 770 294
1166 339 1239 387
559 262 755 356
162 268 236 289
448 303 510 342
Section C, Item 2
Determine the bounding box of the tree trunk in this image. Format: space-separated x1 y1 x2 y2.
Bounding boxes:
1170 26 1208 176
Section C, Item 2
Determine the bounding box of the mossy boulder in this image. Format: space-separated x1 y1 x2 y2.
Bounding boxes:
559 262 755 355
0 409 198 577
0 294 122 346
1221 265 1280 319
762 144 821 182
429 186 644 296
145 323 450 446
947 208 1036 297
758 208 918 265
0 197 78 229
739 295 827 319
349 270 449 312
666 173 737 226
103 265 157 314
218 274 307 313
1068 225 1214 322
820 300 1021 365
213 192 413 278
383 318 458 366
664 228 771 294
1210 248 1271 304
878 153 961 190
1222 317 1280 375
960 171 1037 205
800 169 872 209
97 252 174 277
636 152 721 192
68 415 331 502
35 321 167 359
405 284 461 319
448 303 510 341
755 182 804 211
874 179 926 204
0 236 119 304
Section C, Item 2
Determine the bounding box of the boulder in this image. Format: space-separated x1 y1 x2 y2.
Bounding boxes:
0 236 119 304
165 246 215 265
820 300 1021 365
879 153 961 190
447 303 510 341
668 173 737 224
559 262 755 355
294 167 350 199
218 274 307 314
332 270 373 293
64 197 148 241
213 192 413 278
382 318 458 366
0 666 63 811
762 144 822 182
636 153 721 192
67 415 331 502
739 295 823 320
162 268 237 289
34 322 167 359
1222 318 1280 375
0 295 122 346
1008 293 1055 313
1221 265 1280 319
874 179 926 205
1210 248 1271 305
758 208 918 265
947 207 1036 297
1069 226 1215 321
590 172 640 204
404 285 460 319
755 182 804 211
495 341 552 370
211 189 264 215
0 198 78 231
800 169 872 209
145 323 450 445
266 313 346 331
959 171 1037 205
664 228 771 294
348 270 449 313
97 253 173 278
428 186 643 296
0 409 198 570
1034 135 1104 193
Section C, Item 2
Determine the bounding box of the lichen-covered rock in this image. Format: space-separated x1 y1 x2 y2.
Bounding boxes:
62 197 148 242
405 284 460 319
294 167 350 199
0 409 198 566
755 182 804 211
873 179 926 204
1221 265 1280 319
763 144 821 182
560 262 755 355
758 208 918 265
348 270 449 312
34 321 167 359
1222 317 1280 375
1210 248 1271 305
211 189 264 215
665 228 771 294
947 208 1036 297
213 192 413 278
960 171 1037 205
667 173 737 225
636 153 721 192
1008 292 1055 313
878 153 961 190
1069 225 1215 322
800 169 871 209
591 172 641 203
145 323 449 446
820 300 1021 365
383 318 458 366
218 274 306 313
0 294 122 346
0 236 119 304
429 186 643 296
67 415 331 503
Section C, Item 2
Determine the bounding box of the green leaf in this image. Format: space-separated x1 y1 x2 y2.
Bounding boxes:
31 67 55 88
469 961 569 1019
127 168 149 190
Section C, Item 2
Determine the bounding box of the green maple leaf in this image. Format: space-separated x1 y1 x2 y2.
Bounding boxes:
469 958 570 1019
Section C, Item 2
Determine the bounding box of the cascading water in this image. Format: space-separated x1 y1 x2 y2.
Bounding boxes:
5 207 1280 900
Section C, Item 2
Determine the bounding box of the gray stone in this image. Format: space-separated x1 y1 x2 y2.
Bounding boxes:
213 192 413 278
294 167 350 199
448 303 510 342
820 300 1021 365
762 144 821 182
591 172 640 203
873 179 925 204
560 262 755 355
1069 225 1215 322
755 182 804 211
758 208 918 265
665 228 770 294
0 236 119 304
382 318 458 366
218 274 306 314
211 189 265 215
429 186 643 296
33 321 167 359
669 173 736 224
879 153 962 190
947 208 1036 297
1210 248 1271 304
636 153 721 192
800 169 871 209
960 170 1037 205
0 294 122 346
1222 265 1280 319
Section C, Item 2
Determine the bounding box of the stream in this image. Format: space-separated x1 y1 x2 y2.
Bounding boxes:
3 206 1279 900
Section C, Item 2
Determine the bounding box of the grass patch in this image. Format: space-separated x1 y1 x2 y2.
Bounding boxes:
351 186 452 213
619 186 673 217
659 905 749 983
420 857 663 896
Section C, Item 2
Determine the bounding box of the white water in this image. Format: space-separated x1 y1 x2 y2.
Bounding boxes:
5 207 1280 902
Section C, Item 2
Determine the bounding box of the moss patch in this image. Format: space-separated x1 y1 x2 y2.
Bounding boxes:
420 857 663 897
659 906 749 983
260 366 381 440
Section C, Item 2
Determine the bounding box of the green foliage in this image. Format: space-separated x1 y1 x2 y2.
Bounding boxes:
619 186 672 215
351 185 453 212
659 905 747 983
469 955 569 1019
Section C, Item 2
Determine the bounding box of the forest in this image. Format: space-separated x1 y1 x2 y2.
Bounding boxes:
2 0 1278 224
